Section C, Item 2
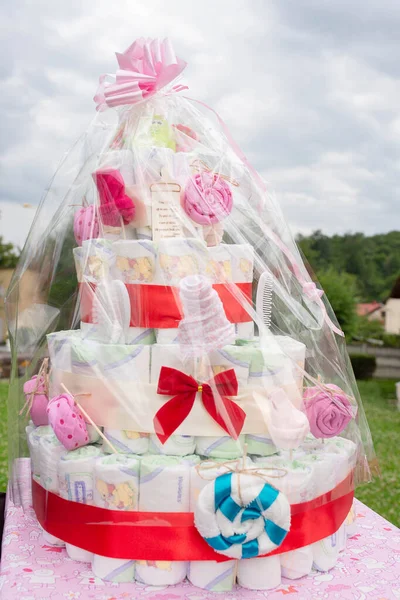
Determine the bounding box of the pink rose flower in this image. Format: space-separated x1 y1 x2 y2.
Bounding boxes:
183 172 233 225
303 384 354 439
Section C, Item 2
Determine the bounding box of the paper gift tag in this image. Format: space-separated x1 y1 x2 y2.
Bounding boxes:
151 168 183 242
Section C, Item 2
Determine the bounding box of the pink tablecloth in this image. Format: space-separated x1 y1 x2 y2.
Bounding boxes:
1 461 400 600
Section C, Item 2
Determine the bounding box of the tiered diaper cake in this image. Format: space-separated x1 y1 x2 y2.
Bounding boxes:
10 38 376 592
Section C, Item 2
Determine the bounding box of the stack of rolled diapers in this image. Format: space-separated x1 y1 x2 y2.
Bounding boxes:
28 410 357 591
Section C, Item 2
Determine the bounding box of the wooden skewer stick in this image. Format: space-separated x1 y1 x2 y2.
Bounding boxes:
60 383 119 454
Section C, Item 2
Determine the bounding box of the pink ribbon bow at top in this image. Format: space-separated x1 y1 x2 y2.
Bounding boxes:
94 37 187 111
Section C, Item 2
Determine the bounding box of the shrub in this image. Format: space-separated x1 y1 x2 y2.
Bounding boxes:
350 353 377 380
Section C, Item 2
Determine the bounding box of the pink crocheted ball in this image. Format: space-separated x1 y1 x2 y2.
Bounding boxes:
73 205 100 246
23 375 49 426
47 393 89 450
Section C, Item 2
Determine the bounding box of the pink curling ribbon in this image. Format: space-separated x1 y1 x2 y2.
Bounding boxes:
94 38 187 111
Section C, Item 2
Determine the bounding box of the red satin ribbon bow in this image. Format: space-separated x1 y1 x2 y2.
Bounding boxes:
154 367 245 444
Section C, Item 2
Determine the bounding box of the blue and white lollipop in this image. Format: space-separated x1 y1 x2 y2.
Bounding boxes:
194 472 291 559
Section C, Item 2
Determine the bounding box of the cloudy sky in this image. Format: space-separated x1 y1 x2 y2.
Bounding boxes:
0 0 399 248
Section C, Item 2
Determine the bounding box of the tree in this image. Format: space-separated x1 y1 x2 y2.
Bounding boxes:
317 268 358 339
0 237 19 268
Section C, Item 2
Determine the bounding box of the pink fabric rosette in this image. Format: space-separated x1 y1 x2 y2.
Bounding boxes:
303 384 354 439
183 172 233 225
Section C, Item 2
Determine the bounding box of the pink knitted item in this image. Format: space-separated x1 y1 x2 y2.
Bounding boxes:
73 205 100 246
23 375 49 427
303 384 354 439
183 172 233 225
47 393 90 450
94 169 136 226
178 275 235 357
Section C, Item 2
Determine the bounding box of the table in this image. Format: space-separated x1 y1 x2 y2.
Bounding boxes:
1 460 400 599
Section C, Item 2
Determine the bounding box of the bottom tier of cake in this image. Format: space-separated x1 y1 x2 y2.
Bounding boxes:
28 424 357 591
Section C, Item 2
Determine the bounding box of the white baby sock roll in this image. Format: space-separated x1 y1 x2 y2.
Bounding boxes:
149 434 196 456
188 560 236 592
27 425 53 479
39 435 67 492
311 533 340 572
245 434 277 457
280 546 313 579
102 430 149 455
137 455 196 585
195 435 245 459
92 454 140 582
237 555 281 590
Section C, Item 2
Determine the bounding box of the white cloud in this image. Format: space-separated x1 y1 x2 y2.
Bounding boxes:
0 0 399 250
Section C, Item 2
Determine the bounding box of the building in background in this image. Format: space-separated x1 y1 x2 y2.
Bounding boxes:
385 277 400 335
356 277 400 335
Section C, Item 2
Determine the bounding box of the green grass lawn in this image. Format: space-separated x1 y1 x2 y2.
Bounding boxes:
0 379 399 526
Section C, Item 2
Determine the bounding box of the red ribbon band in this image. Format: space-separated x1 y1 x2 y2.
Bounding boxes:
80 281 252 329
33 472 354 561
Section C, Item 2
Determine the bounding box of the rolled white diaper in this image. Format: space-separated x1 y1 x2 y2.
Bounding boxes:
311 532 340 572
234 322 254 341
125 328 155 345
40 527 65 547
280 546 313 579
150 343 195 383
58 445 103 504
65 544 93 563
27 425 53 479
137 455 198 585
112 239 157 284
188 457 252 592
149 434 196 456
156 238 208 286
195 435 245 459
81 322 155 346
237 555 281 590
73 239 115 284
254 455 315 503
188 560 237 592
102 430 149 455
155 328 179 344
224 244 254 283
92 555 136 583
59 445 103 562
92 454 140 583
71 338 150 382
205 244 232 283
39 435 67 492
209 345 250 387
245 433 277 457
